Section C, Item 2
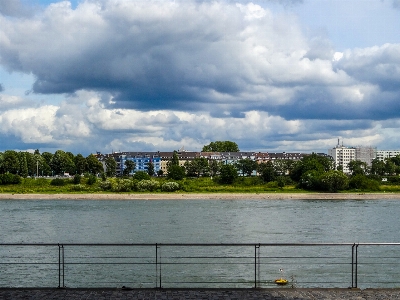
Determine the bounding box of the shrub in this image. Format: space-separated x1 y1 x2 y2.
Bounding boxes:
349 174 380 191
50 178 66 186
70 184 87 191
111 179 133 192
0 173 22 185
161 181 180 192
99 180 112 191
87 174 97 185
137 179 160 192
73 174 81 184
133 171 151 181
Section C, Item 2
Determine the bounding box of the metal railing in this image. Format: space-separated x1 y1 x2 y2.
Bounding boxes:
0 243 399 289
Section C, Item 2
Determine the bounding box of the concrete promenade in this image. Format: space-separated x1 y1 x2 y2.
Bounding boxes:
1 288 400 300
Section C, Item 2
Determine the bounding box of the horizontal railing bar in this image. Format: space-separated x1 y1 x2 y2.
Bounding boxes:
1 242 400 248
0 263 57 265
0 243 358 246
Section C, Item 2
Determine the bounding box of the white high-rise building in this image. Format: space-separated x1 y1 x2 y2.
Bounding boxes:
376 150 400 161
328 140 356 174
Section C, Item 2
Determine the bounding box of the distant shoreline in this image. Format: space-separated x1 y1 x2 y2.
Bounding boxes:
0 193 399 200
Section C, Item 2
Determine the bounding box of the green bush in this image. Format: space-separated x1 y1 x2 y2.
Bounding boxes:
161 181 180 192
73 174 81 184
87 174 97 185
349 174 380 191
111 179 134 192
99 180 113 191
133 171 151 181
0 173 22 185
50 178 66 186
137 179 160 192
70 184 87 191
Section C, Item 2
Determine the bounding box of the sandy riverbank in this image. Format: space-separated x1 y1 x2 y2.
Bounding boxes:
0 192 399 200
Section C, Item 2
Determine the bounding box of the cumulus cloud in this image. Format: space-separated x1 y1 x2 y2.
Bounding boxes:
0 0 361 120
0 94 32 110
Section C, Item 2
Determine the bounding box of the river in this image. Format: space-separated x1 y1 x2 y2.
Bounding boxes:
1 199 399 288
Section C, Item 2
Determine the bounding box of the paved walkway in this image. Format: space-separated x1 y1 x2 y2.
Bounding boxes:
1 288 400 300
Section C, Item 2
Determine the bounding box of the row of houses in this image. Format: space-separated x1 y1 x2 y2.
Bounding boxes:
95 142 400 176
95 151 310 176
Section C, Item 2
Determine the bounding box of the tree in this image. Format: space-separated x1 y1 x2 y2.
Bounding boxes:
18 152 29 178
24 152 35 176
123 160 136 176
274 159 295 176
1 150 20 174
105 156 117 177
167 151 185 180
219 164 238 184
235 158 257 176
185 157 210 177
209 160 221 177
385 159 396 175
86 154 103 175
290 153 334 182
370 159 385 176
169 151 180 166
75 154 88 175
167 165 186 180
51 150 74 175
258 161 276 182
348 160 367 176
320 170 349 192
147 161 155 176
202 141 239 152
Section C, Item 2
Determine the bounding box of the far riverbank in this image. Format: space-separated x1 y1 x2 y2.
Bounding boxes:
0 192 399 200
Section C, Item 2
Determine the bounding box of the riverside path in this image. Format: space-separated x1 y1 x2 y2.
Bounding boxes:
1 288 400 300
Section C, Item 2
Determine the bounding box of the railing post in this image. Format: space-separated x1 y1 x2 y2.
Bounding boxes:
351 243 358 288
58 244 61 288
155 243 158 288
355 244 358 288
156 244 162 288
58 244 65 288
254 244 260 288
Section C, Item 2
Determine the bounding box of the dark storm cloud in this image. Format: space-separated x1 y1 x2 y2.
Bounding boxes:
335 44 400 92
393 0 400 9
1 0 400 123
0 83 4 92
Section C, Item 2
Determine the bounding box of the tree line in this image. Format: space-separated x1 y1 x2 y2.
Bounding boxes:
1 139 400 192
0 149 103 178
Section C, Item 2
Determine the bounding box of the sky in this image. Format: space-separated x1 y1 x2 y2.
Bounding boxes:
0 0 400 155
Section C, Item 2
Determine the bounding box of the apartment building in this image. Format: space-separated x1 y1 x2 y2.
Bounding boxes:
376 150 400 161
328 144 356 174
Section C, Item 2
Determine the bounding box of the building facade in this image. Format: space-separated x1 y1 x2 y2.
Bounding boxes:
328 144 356 174
376 150 400 161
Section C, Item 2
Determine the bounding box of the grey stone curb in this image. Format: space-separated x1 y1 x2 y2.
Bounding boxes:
1 288 400 300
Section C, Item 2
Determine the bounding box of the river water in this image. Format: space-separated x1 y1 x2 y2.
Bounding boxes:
1 199 400 288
